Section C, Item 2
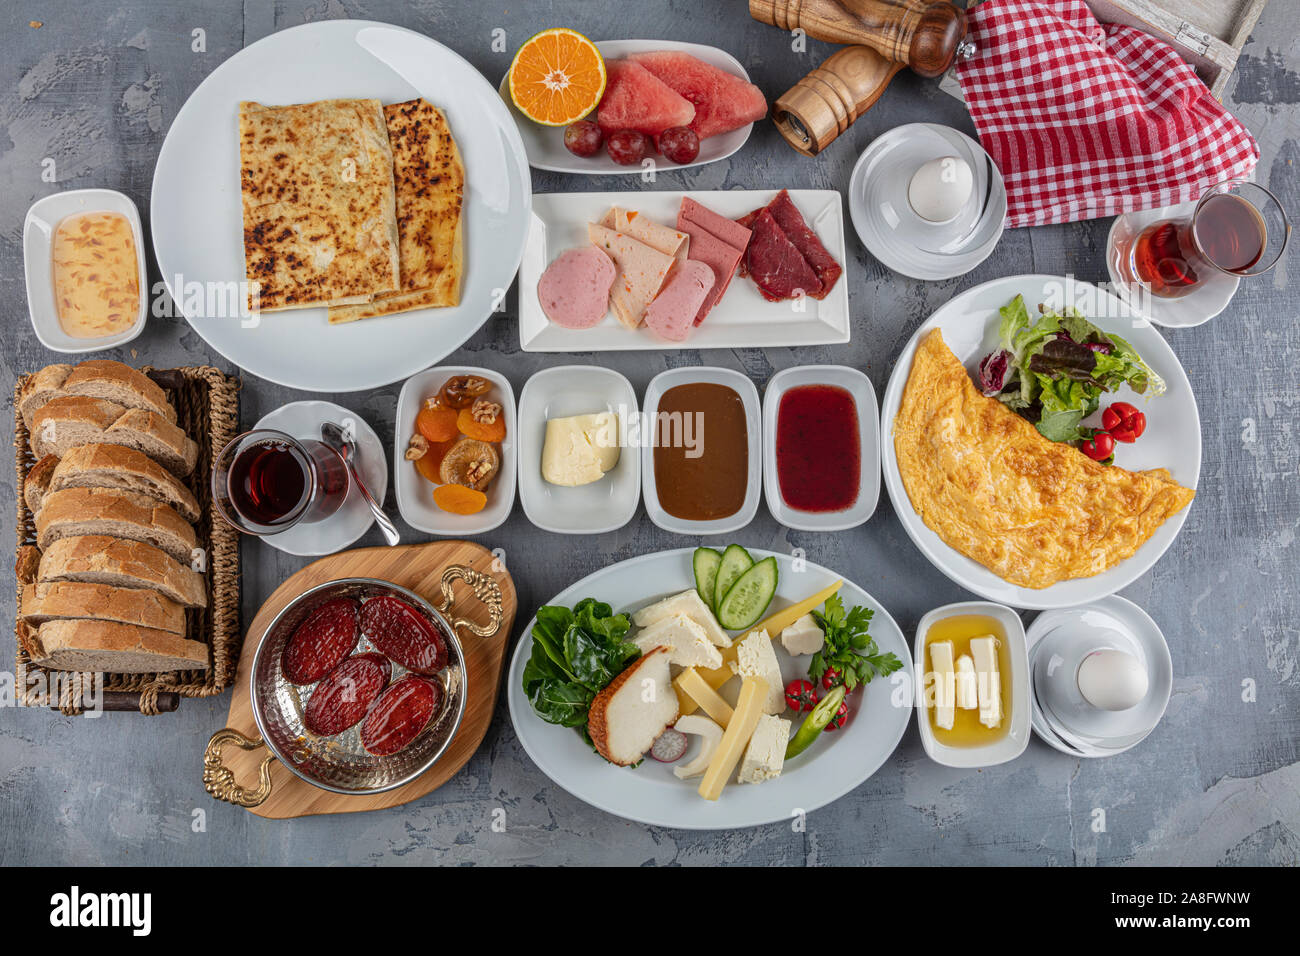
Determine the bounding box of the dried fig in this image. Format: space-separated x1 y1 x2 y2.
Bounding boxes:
439 437 500 491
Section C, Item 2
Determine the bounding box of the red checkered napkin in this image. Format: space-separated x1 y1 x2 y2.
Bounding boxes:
955 0 1259 228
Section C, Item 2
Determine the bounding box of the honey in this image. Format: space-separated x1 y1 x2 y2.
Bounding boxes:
51 211 140 338
923 613 1012 747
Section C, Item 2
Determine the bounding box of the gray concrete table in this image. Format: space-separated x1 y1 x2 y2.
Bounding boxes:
1 1 1296 866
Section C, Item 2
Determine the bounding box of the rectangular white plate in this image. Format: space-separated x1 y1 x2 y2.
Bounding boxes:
519 189 851 352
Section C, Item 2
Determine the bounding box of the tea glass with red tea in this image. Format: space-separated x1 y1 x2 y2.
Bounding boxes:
212 429 349 535
1126 180 1289 299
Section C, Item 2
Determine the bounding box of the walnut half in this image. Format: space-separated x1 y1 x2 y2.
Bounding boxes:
470 398 502 425
405 433 429 460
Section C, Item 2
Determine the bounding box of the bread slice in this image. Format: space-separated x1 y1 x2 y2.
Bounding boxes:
18 364 72 429
31 397 198 477
36 488 197 565
61 360 176 423
23 454 60 514
38 536 206 608
16 544 42 587
26 619 208 673
46 444 200 522
22 581 187 635
587 646 679 766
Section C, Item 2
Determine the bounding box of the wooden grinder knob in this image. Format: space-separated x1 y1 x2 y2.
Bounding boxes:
751 0 968 76
773 45 904 156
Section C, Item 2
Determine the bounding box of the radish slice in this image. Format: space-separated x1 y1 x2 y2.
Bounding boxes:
671 715 723 779
650 728 688 763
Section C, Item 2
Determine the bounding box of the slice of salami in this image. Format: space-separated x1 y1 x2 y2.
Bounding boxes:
303 653 391 737
360 675 444 756
282 597 360 685
361 595 448 675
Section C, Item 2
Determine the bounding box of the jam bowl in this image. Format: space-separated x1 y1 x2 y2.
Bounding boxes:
202 569 502 805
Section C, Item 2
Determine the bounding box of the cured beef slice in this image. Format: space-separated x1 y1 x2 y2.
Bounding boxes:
744 209 822 303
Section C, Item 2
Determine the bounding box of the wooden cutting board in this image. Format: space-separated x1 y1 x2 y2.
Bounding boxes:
213 540 516 819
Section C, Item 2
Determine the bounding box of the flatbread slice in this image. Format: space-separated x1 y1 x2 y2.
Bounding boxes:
328 98 466 323
893 329 1195 589
238 98 400 312
586 223 675 329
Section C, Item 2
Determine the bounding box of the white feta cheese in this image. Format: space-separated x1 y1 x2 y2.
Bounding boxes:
779 614 825 656
738 714 791 784
735 630 786 715
631 590 731 647
633 614 723 669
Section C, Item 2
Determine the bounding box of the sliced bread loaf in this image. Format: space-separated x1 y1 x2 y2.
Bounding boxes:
38 535 206 608
23 454 60 514
36 488 197 565
26 619 208 673
18 364 72 429
21 581 187 635
61 360 176 423
16 544 42 587
45 444 200 521
31 397 198 477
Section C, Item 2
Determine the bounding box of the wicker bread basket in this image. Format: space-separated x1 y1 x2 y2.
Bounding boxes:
13 365 241 714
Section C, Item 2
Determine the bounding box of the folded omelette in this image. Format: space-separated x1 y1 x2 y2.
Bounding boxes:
893 329 1195 589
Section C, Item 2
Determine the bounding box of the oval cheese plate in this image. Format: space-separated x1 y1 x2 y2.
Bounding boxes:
151 20 531 392
506 548 913 830
879 275 1202 611
498 39 758 176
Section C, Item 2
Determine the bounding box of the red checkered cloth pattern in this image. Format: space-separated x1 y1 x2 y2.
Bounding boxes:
954 0 1259 228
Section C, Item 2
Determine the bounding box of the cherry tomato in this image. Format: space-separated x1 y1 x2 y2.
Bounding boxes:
821 667 843 690
822 700 849 731
1080 431 1116 463
1101 402 1147 443
784 679 818 713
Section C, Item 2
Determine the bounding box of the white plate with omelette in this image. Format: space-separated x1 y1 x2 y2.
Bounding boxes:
151 20 531 392
879 275 1201 611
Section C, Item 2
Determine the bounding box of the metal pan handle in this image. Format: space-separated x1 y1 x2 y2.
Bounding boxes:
203 727 275 807
437 565 503 639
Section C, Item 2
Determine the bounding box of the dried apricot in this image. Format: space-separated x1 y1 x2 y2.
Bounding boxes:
457 406 506 443
416 405 459 443
432 483 488 515
414 442 452 484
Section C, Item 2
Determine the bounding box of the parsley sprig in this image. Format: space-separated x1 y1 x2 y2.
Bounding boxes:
809 594 903 691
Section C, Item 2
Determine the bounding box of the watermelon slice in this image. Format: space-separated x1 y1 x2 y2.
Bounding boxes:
627 51 767 140
596 60 695 137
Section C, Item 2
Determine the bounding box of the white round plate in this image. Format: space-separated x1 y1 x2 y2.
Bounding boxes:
848 123 1006 281
151 20 531 392
507 548 914 830
1105 202 1240 329
880 275 1201 610
254 401 386 556
498 40 756 176
1026 596 1172 757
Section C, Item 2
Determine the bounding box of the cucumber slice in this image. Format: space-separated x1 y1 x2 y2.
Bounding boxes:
715 557 779 631
692 547 722 612
713 544 754 612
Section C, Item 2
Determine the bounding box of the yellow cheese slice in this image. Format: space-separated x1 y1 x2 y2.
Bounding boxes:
715 580 845 667
676 666 734 727
674 662 736 715
698 676 768 802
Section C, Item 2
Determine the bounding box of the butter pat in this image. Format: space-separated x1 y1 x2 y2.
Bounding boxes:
929 639 956 730
735 630 785 715
970 636 1002 729
541 412 620 487
779 614 824 656
738 714 790 784
955 653 978 710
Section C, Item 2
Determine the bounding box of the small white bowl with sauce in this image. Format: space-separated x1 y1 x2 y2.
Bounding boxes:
23 188 149 353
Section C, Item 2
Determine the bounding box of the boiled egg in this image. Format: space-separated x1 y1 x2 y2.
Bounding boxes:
1076 649 1148 711
908 155 973 224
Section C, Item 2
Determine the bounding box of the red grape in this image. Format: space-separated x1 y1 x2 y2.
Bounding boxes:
563 120 603 158
658 126 700 165
606 129 649 166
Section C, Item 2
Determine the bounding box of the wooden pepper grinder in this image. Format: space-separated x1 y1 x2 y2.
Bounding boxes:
751 0 974 156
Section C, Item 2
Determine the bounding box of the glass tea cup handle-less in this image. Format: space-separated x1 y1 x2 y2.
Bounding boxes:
211 428 349 536
1121 179 1290 299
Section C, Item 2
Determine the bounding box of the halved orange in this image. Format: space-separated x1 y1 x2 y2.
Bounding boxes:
508 28 606 127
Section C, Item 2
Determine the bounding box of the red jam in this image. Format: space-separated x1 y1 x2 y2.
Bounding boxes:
775 384 860 513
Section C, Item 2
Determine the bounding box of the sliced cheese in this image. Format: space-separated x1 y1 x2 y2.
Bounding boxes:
735 630 785 715
970 635 1002 729
634 614 722 669
929 639 956 731
699 676 768 802
587 223 675 329
673 714 723 780
779 613 825 656
738 714 791 785
674 662 736 715
632 589 730 647
717 580 845 666
676 667 734 728
955 653 978 710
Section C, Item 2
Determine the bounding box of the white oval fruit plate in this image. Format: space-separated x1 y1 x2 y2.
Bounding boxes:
506 548 914 830
879 275 1202 611
498 39 758 175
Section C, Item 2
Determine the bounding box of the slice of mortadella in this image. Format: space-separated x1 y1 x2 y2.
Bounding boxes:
537 246 617 329
643 260 716 342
